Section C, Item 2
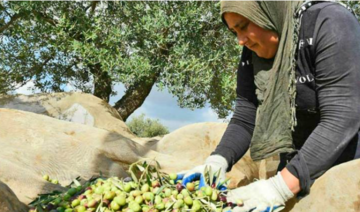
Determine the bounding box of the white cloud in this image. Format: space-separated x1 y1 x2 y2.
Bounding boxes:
14 80 41 95
200 107 220 122
110 82 235 132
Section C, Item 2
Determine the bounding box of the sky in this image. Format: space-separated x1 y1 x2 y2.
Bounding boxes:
109 83 230 132
14 81 231 132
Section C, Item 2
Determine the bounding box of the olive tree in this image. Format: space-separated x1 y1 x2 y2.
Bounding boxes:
0 1 240 120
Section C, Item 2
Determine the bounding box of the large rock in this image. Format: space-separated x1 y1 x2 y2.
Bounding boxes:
0 108 186 204
2 93 358 211
0 180 28 212
284 159 360 212
154 123 269 188
0 108 263 205
0 92 136 138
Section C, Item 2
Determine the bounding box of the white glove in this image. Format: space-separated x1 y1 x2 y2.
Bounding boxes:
227 172 294 212
180 155 228 189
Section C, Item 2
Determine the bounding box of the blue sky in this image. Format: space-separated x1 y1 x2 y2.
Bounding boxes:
15 81 231 132
109 83 230 132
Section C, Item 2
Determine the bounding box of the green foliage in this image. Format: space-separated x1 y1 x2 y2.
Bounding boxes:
127 114 169 137
0 1 239 118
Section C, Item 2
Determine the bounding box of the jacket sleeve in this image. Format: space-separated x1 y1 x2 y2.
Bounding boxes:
212 49 258 171
286 4 360 196
211 95 256 171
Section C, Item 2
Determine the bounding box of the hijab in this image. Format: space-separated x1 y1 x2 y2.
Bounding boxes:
221 1 302 160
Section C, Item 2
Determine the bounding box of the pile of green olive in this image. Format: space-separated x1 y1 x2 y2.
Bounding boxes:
29 173 233 212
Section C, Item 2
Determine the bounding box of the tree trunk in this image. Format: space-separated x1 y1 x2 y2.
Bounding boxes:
89 63 112 102
113 73 159 121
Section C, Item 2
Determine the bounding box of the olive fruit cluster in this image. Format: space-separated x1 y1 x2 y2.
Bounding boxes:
43 175 59 185
29 174 232 212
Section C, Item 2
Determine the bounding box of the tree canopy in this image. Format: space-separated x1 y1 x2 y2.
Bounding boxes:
0 1 240 120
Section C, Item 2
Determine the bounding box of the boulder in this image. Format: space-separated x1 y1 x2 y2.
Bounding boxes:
0 92 136 138
154 123 268 188
0 108 263 204
0 180 28 212
284 159 360 212
0 108 186 204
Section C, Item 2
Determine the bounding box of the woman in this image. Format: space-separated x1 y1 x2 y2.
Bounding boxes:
181 1 360 212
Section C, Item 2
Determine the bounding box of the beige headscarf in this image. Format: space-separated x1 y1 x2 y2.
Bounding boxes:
221 1 303 160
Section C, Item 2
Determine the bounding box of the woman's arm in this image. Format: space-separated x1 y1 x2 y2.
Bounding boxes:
212 48 258 171
286 4 360 196
212 95 257 171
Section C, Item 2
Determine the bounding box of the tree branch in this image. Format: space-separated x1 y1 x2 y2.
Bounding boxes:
32 11 58 26
91 1 98 13
0 13 22 33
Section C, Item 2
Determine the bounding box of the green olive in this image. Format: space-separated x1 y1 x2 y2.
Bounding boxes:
141 184 150 192
173 200 184 209
56 207 66 212
114 196 126 206
184 196 193 206
156 203 165 210
143 192 154 201
110 201 120 210
87 200 98 208
127 196 135 203
152 187 159 194
71 199 80 207
154 195 162 204
180 189 189 197
191 200 201 211
129 202 141 212
186 183 195 192
80 199 87 206
205 187 212 197
176 194 183 200
94 186 104 194
129 182 138 188
211 190 218 201
124 183 132 192
164 188 172 197
75 206 86 212
135 196 143 204
171 190 179 197
76 186 82 192
53 197 62 205
165 201 173 208
63 194 71 201
84 190 92 195
43 175 50 181
142 206 150 212
132 190 142 197
104 191 116 200
67 188 78 196
169 173 177 180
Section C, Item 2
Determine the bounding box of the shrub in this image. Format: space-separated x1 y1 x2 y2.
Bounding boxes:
127 113 169 137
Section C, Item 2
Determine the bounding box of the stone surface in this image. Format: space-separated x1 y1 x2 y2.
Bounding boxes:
0 92 136 138
284 159 360 212
0 108 184 204
0 180 28 212
1 93 358 211
0 108 263 204
154 123 264 188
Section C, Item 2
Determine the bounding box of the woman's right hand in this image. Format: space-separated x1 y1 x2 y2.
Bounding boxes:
179 155 229 190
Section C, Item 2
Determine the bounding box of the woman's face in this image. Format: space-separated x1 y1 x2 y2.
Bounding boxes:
224 12 279 59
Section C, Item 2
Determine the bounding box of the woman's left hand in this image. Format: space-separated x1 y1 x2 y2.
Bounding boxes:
227 172 294 212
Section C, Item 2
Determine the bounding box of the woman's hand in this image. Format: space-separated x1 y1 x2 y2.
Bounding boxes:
227 170 298 212
179 155 228 189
